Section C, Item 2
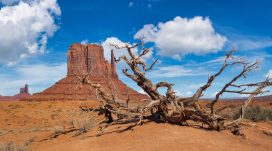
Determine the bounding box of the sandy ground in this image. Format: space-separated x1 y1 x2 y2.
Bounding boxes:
0 100 271 151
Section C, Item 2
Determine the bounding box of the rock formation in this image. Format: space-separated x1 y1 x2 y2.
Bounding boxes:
0 84 31 101
20 84 29 94
67 44 118 78
29 44 148 101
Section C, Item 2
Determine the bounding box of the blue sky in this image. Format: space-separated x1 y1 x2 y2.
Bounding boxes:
0 0 272 98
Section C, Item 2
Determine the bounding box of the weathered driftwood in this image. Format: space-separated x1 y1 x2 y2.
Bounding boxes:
75 41 272 135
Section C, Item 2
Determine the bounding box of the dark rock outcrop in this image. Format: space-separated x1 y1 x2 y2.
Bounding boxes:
29 44 147 101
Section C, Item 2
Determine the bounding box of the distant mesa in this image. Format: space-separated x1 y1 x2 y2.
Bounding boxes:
0 84 31 101
29 43 148 101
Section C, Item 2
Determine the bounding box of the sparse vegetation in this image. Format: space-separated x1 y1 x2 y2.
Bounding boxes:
0 141 29 151
73 118 95 136
0 99 271 150
78 119 95 133
7 104 23 110
52 126 65 138
234 105 272 122
24 138 34 146
0 129 4 137
71 119 78 128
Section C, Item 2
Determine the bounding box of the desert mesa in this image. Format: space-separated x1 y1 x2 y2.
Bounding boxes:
27 44 147 101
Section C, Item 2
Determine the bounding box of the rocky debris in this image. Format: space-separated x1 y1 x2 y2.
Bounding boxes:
29 44 148 101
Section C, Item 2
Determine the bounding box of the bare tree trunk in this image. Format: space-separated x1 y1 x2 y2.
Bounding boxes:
74 40 272 135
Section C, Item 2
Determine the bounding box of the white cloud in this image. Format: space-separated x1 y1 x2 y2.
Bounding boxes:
128 2 134 7
203 56 226 64
134 16 227 60
81 39 89 44
188 84 204 89
230 37 272 50
175 90 193 97
266 70 272 78
185 56 227 70
0 0 61 65
147 65 207 78
211 91 219 98
185 91 192 96
174 90 182 96
0 63 66 95
101 37 139 62
138 89 146 94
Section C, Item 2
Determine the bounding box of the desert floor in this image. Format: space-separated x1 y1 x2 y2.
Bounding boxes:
0 100 271 151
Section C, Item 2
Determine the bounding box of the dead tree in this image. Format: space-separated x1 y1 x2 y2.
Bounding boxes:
75 41 272 135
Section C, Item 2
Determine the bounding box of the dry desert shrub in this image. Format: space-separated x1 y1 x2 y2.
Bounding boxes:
8 104 23 110
73 118 95 136
79 119 95 133
71 119 78 128
0 129 4 136
0 141 29 151
234 105 272 122
52 125 65 137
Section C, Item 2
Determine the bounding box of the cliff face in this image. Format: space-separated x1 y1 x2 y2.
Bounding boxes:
29 44 147 101
67 44 117 78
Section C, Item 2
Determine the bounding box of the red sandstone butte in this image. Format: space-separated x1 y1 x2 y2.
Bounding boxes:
0 84 31 101
29 44 148 101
